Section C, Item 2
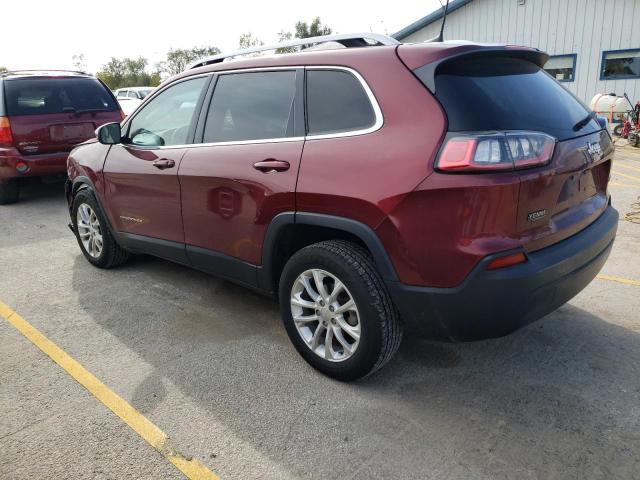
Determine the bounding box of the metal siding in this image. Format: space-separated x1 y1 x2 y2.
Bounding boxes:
625 0 639 100
506 0 515 41
400 0 639 104
588 0 606 100
479 0 488 42
523 0 533 47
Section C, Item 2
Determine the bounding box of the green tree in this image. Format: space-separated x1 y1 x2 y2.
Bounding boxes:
295 17 332 38
276 30 295 54
157 46 221 76
239 32 264 49
277 18 333 53
72 54 86 72
96 57 160 90
0 66 7 73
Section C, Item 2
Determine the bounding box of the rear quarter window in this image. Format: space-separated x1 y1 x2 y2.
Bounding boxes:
4 77 118 116
306 70 376 135
432 57 599 140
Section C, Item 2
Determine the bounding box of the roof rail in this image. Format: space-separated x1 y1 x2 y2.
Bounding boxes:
187 33 400 70
0 69 88 77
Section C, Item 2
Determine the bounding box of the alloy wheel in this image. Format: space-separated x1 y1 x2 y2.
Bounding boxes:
76 203 103 258
290 269 361 362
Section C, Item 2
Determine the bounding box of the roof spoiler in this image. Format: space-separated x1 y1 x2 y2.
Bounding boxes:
413 46 549 93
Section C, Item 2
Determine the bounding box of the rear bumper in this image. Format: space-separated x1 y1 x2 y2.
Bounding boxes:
0 148 68 181
388 206 619 341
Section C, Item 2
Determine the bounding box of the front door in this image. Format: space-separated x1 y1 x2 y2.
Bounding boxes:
103 76 209 245
179 69 304 272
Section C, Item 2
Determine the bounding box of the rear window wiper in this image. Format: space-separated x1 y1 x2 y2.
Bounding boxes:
572 112 595 132
62 107 109 116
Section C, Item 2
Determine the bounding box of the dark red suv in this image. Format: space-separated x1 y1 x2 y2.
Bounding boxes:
0 71 122 204
65 35 618 380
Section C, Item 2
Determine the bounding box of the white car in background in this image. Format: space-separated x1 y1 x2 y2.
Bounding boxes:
113 87 155 116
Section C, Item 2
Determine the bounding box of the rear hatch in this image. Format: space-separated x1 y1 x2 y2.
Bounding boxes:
416 49 611 252
4 76 120 155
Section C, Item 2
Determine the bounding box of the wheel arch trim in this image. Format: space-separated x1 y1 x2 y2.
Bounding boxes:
259 211 399 292
68 176 117 236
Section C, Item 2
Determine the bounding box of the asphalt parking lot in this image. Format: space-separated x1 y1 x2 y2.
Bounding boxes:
1 146 639 480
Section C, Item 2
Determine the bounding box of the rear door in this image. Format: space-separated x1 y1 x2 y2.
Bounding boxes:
432 55 611 251
4 77 120 155
178 69 304 269
103 75 209 250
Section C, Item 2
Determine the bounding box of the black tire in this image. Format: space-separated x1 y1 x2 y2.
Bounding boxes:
613 123 623 137
279 240 402 381
0 179 19 205
71 189 129 268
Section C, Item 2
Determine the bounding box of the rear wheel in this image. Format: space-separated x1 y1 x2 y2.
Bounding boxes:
72 189 129 268
0 179 19 205
279 240 402 381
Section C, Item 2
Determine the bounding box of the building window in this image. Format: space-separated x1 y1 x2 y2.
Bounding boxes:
544 54 577 82
600 49 640 80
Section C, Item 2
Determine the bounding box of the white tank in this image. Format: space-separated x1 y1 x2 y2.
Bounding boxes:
590 94 627 115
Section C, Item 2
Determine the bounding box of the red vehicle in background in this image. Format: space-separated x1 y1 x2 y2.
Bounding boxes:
0 71 122 204
65 34 618 380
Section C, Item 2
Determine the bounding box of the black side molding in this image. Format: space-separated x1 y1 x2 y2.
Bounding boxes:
117 232 190 266
186 244 258 289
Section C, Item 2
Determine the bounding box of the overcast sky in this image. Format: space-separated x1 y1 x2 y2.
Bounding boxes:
1 1 441 73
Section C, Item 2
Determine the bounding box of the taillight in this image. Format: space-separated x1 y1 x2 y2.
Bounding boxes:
0 116 14 147
436 131 556 172
119 109 126 121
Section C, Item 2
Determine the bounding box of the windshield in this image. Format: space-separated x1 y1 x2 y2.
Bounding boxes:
431 57 600 141
4 77 118 116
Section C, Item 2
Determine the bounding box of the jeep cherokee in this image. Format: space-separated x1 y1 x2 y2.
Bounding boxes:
65 34 618 380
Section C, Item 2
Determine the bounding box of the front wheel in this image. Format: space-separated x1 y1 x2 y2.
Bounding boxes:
72 189 129 268
279 240 402 381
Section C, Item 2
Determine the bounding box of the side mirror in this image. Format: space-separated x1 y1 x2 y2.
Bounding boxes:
96 122 122 145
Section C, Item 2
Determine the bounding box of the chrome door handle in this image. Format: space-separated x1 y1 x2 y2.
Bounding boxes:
253 159 290 173
152 158 175 169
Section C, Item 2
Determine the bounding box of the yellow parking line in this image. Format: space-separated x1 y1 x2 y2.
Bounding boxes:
0 301 219 480
613 170 640 182
597 274 640 287
615 162 640 174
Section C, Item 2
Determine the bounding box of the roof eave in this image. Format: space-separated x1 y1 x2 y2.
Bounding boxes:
392 0 474 40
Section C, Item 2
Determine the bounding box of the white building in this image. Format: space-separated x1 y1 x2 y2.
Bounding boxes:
393 0 640 105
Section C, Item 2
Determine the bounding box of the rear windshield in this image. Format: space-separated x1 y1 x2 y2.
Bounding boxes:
431 57 600 140
4 77 118 116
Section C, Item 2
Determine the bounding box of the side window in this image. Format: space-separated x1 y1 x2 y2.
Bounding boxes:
117 90 127 98
127 76 207 147
306 70 376 135
203 71 296 143
128 91 139 99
